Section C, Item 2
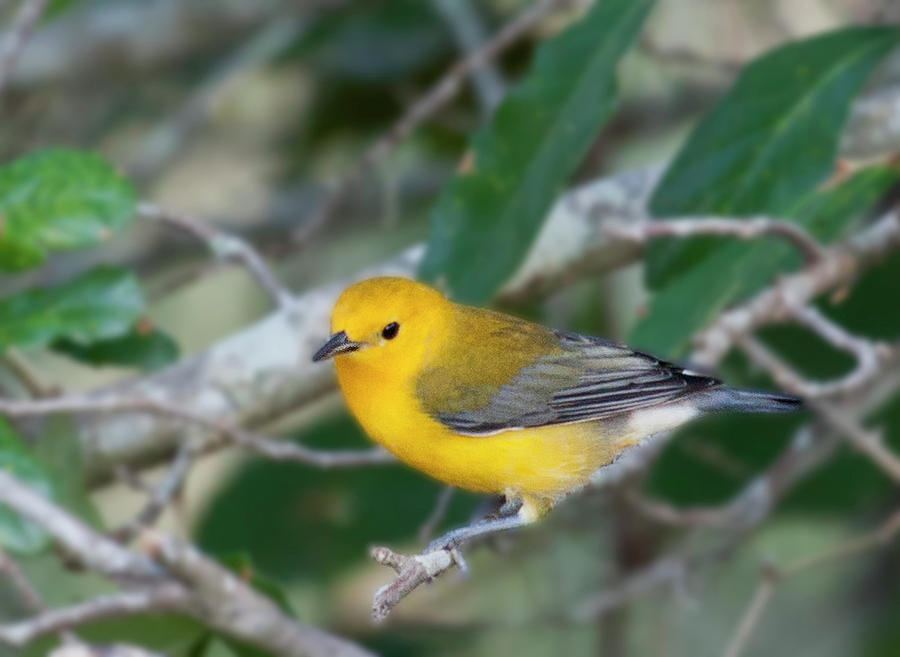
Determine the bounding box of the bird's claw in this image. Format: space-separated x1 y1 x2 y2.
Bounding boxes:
425 535 461 554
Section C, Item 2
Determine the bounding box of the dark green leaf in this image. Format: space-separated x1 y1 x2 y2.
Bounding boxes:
0 149 135 270
419 0 655 303
647 26 900 287
0 420 54 554
0 267 145 351
54 325 179 372
630 167 899 356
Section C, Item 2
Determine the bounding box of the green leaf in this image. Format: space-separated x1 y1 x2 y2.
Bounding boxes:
418 0 655 303
0 149 135 270
0 420 54 554
646 26 900 288
54 324 179 372
630 167 900 356
0 266 145 351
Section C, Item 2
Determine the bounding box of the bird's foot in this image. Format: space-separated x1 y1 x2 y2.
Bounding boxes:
425 513 528 554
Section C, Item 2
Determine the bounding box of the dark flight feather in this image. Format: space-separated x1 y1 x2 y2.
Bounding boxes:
420 328 720 435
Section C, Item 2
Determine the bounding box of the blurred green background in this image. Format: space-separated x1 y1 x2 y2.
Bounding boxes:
1 1 900 656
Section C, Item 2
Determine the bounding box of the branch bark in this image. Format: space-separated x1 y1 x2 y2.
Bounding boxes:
0 470 374 657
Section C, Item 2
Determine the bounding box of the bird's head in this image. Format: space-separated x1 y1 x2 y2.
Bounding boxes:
313 277 449 377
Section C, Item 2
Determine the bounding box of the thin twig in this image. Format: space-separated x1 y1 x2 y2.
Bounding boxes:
785 304 889 395
1 349 56 398
0 547 44 613
128 18 307 180
0 470 374 657
0 585 192 648
138 202 295 311
146 531 375 657
603 216 827 264
738 336 900 483
111 441 199 543
0 547 81 645
571 555 690 621
0 394 395 468
693 208 900 368
292 0 571 245
0 0 48 96
48 642 167 657
370 546 455 622
418 485 456 543
722 573 776 657
0 470 163 580
722 508 900 657
432 0 505 112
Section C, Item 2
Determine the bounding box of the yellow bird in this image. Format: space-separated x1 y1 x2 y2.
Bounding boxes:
313 277 800 550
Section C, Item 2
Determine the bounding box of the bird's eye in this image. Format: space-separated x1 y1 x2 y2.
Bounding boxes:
381 322 400 340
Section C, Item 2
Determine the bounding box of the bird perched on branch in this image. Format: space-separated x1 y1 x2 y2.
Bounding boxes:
313 277 801 551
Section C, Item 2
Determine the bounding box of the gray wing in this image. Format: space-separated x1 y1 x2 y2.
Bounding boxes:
430 330 720 435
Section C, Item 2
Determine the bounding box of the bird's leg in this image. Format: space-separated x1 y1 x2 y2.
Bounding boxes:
425 512 529 553
425 494 528 553
497 495 523 517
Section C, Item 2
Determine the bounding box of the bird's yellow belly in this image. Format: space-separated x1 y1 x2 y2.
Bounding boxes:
336 359 630 510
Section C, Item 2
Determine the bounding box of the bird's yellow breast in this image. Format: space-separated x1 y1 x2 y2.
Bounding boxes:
334 352 632 514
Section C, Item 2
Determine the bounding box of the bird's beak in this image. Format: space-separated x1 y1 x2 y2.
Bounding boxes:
312 331 361 362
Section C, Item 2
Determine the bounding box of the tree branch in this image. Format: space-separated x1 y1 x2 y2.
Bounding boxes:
292 0 574 246
145 532 375 657
0 0 48 96
111 440 198 543
722 508 900 657
0 394 395 471
0 470 162 580
0 586 192 648
603 216 827 264
138 202 296 311
0 469 373 657
693 208 900 368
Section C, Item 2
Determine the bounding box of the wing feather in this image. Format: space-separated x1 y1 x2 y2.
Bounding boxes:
422 328 719 435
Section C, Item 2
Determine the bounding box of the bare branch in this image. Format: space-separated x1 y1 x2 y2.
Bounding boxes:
0 547 44 613
0 0 48 96
433 0 505 112
0 394 395 469
571 555 690 621
1 349 57 398
603 216 827 264
0 470 374 657
127 18 306 180
722 508 900 657
49 642 167 657
737 336 900 483
138 202 295 311
293 0 573 245
370 546 455 622
0 585 192 648
693 208 900 368
369 417 836 621
784 304 889 395
418 486 456 543
0 470 162 580
146 532 375 657
722 572 776 657
111 441 198 543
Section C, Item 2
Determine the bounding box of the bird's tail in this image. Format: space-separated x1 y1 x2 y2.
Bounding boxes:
695 387 803 414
